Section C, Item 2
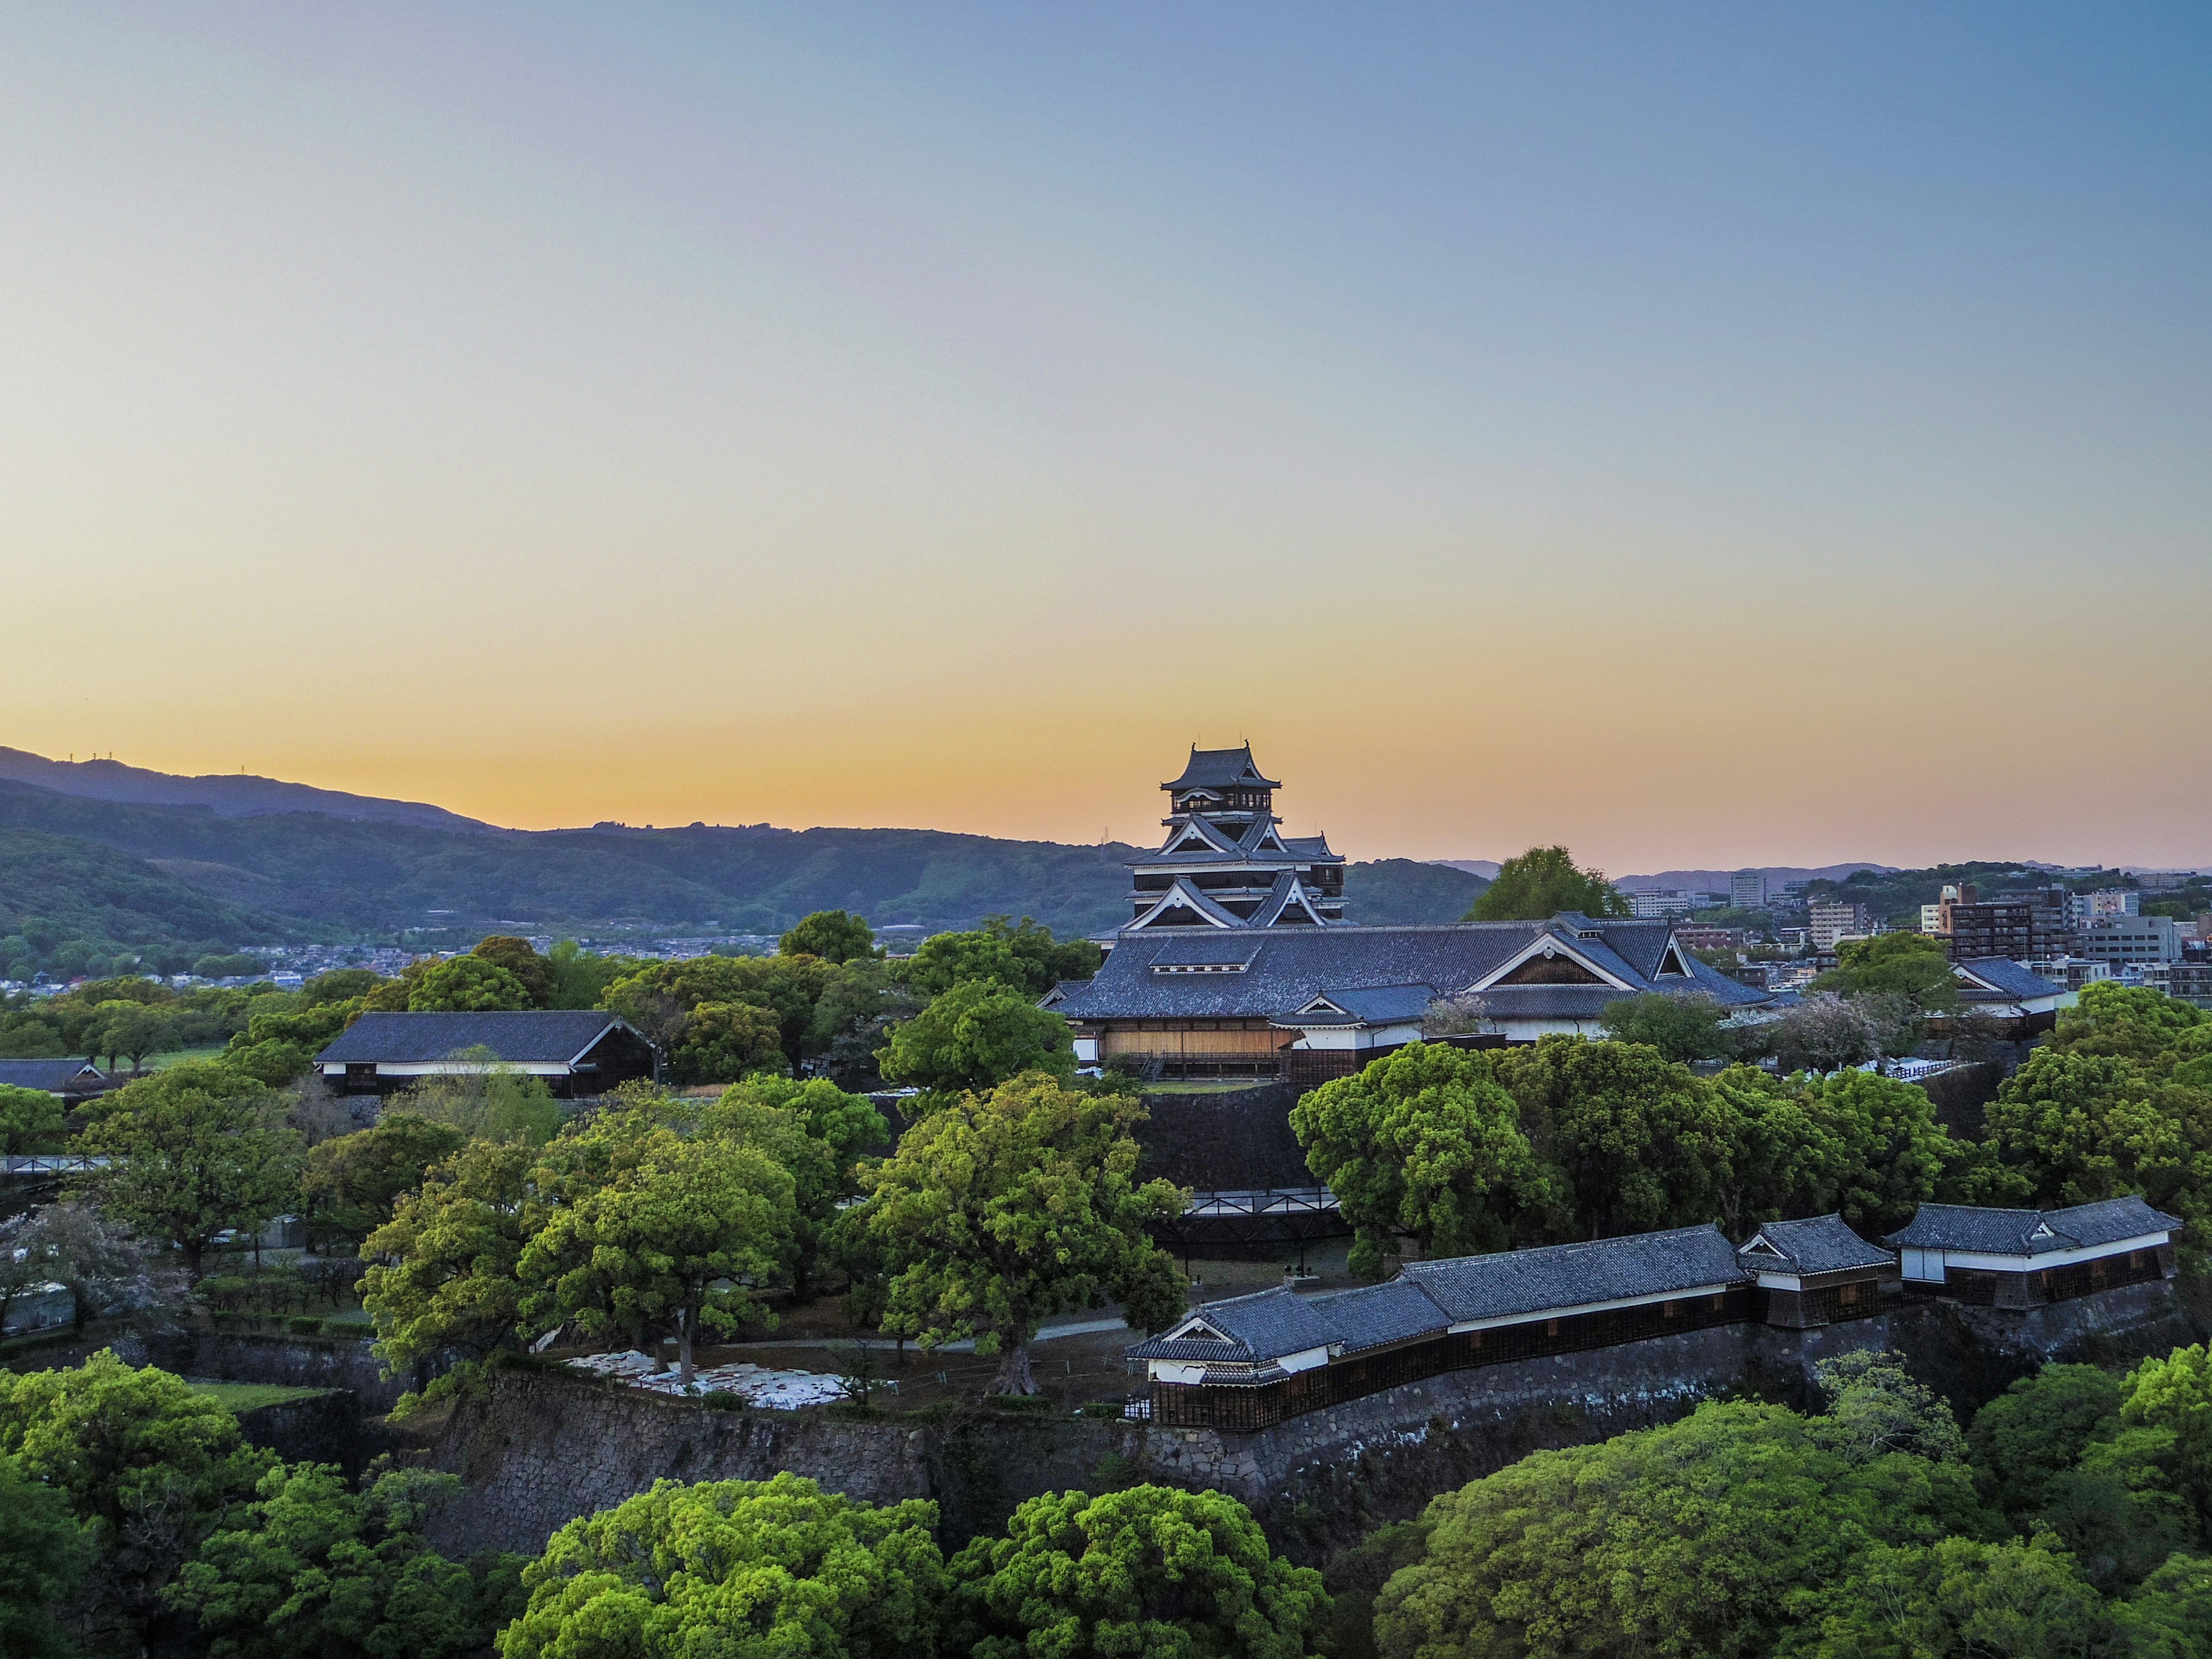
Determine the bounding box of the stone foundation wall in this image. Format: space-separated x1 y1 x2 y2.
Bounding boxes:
380 1277 2205 1565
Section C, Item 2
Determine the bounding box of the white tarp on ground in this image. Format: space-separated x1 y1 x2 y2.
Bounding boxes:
564 1350 848 1407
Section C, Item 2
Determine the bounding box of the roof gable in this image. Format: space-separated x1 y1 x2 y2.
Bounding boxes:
316 1010 628 1066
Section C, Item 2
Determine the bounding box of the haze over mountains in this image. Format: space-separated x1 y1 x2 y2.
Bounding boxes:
0 752 1491 955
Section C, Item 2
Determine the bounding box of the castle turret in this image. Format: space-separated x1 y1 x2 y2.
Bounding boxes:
1124 745 1346 929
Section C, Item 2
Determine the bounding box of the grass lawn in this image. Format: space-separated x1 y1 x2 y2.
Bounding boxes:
1140 1080 1268 1095
139 1044 229 1071
187 1382 333 1412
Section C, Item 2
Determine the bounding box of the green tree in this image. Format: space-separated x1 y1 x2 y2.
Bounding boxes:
1791 1535 2119 1658
166 1460 527 1659
517 1127 796 1382
300 1113 470 1251
471 937 554 1007
388 1054 563 1145
1811 1349 1968 1467
1600 991 1730 1063
544 940 635 1010
1792 1069 1954 1236
0 1351 274 1638
601 954 835 1070
901 916 1103 999
1971 1364 2128 1519
839 1073 1186 1393
1465 846 1629 921
1972 1049 2212 1256
2050 982 2205 1066
0 1452 88 1659
949 1484 1328 1659
74 1064 302 1279
878 978 1075 1098
1815 932 1963 1018
702 1077 885 1301
0 1084 65 1156
2121 1346 2212 1521
1491 1036 1738 1240
1710 1064 1850 1230
1290 1043 1563 1278
779 910 882 965
89 999 176 1074
497 1474 946 1659
407 956 532 1013
2117 1552 2212 1657
359 1140 538 1408
1373 1400 1981 1659
670 1000 786 1084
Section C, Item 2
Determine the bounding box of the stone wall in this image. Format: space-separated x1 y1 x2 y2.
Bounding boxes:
382 1278 2206 1565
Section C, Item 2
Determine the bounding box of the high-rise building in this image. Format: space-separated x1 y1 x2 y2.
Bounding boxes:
2069 889 2140 921
2075 915 2183 965
1730 870 1767 909
1809 901 1878 952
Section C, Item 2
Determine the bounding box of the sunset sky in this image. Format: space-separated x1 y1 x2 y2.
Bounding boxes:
6 5 2209 870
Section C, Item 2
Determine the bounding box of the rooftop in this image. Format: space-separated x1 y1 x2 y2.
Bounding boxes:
1886 1196 2182 1256
1164 744 1281 793
315 1010 632 1066
1739 1214 1893 1276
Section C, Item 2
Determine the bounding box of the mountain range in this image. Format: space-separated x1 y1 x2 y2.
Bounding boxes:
0 755 1492 966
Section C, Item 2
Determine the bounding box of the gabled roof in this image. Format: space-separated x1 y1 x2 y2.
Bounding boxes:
1400 1224 1747 1323
0 1058 105 1093
1247 872 1337 928
1164 745 1280 792
1126 877 1249 931
1740 1214 1892 1276
1885 1197 2182 1257
316 1011 633 1066
1053 918 1774 1023
1304 984 1435 1024
1321 1278 1452 1354
1130 1285 1342 1362
1953 959 2065 1000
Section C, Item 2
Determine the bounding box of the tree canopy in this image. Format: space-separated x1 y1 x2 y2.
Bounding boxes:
779 910 883 965
877 978 1076 1098
166 1461 527 1659
407 956 532 1014
899 916 1103 999
1464 846 1630 922
300 1113 470 1251
73 1064 302 1278
1599 991 1730 1063
498 1474 946 1659
1290 1043 1562 1278
949 1484 1330 1659
837 1073 1185 1392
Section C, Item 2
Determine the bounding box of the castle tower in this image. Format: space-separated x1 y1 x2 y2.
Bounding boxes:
1123 745 1346 929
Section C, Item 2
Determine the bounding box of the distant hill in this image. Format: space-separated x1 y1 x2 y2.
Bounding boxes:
0 748 490 832
0 777 1487 945
0 827 324 973
1433 858 1502 880
1344 859 1490 923
1615 863 1897 892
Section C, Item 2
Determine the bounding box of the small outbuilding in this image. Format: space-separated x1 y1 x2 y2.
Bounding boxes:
313 1011 658 1097
0 1058 110 1104
1887 1196 2180 1309
1736 1214 1896 1328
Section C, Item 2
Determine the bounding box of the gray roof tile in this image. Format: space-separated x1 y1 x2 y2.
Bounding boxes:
0 1059 105 1093
1740 1214 1892 1275
1400 1224 1747 1323
1164 746 1280 791
1886 1197 2181 1256
316 1010 628 1066
1954 959 2065 1000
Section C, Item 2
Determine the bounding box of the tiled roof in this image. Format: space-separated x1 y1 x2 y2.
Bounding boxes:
1310 985 1437 1023
1321 1278 1452 1354
1131 1222 1753 1367
316 1011 628 1066
0 1059 105 1093
1741 1214 1892 1275
1953 959 2065 1001
1054 918 1772 1024
1164 745 1280 791
1886 1197 2182 1256
1399 1224 1748 1323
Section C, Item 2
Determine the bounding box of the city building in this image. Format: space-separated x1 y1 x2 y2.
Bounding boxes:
1927 883 2058 963
1730 870 1768 909
1889 1198 2180 1310
314 1011 657 1097
1672 926 1750 951
2070 889 2141 921
2169 964 2212 1010
1122 747 1346 931
2030 956 2115 993
2075 915 2183 966
1808 900 1878 952
1629 889 1699 919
